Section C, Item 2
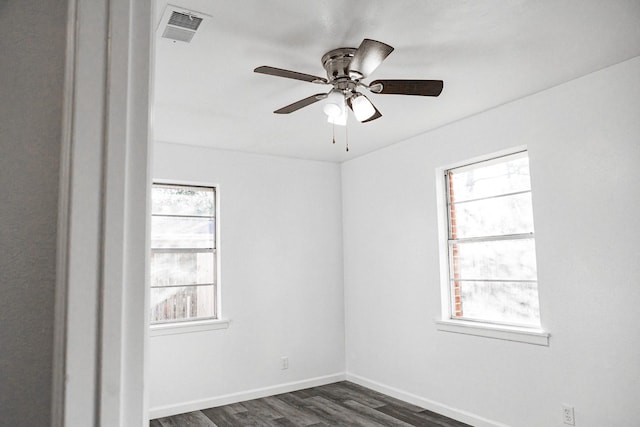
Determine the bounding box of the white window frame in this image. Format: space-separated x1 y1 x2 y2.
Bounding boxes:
149 181 228 336
435 147 549 346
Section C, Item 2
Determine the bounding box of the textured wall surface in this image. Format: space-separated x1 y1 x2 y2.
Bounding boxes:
150 144 346 413
342 56 640 427
0 0 67 425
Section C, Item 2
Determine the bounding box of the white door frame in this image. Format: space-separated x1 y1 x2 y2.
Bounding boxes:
53 0 153 425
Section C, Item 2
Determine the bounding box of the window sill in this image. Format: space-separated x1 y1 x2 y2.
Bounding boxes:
150 318 230 337
435 319 549 346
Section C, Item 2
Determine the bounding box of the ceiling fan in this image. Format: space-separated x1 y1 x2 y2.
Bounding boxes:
254 39 443 126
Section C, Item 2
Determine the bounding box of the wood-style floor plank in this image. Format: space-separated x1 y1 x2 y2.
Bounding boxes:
201 406 246 427
154 410 218 426
152 381 472 427
227 409 276 427
309 382 387 409
303 395 388 427
272 417 299 427
276 393 336 425
241 398 286 421
341 399 415 427
261 396 323 426
377 402 472 427
341 381 426 413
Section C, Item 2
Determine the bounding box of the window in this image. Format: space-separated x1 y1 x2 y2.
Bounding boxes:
150 184 217 324
441 150 541 329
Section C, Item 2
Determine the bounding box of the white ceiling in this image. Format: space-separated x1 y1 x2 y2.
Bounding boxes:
153 0 640 163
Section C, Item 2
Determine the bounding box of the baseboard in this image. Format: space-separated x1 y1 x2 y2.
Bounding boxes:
149 372 347 419
345 373 510 427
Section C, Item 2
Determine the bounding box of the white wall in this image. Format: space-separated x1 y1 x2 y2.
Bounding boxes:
342 56 640 427
0 1 67 425
150 144 345 414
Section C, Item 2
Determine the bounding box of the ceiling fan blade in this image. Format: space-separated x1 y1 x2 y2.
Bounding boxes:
347 94 382 123
348 39 394 79
369 79 444 96
362 107 382 123
274 93 328 114
254 66 328 84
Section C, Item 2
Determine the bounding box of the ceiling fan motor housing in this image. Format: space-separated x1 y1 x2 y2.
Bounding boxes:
322 48 358 82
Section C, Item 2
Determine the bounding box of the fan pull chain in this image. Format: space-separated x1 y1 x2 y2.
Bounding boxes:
345 124 349 152
332 122 336 144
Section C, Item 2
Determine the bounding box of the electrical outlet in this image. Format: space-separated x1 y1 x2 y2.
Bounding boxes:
562 404 575 425
281 356 289 370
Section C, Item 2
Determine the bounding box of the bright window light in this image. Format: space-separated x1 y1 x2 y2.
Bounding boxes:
441 151 541 328
150 184 218 324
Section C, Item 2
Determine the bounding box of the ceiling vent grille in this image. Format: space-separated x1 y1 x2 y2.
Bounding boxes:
162 10 204 43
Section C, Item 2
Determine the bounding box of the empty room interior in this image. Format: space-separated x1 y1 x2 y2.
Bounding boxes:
2 1 640 427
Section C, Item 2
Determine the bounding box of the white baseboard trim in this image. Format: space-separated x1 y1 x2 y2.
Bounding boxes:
149 372 346 419
345 373 510 427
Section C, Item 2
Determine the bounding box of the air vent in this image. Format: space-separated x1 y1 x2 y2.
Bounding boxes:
161 10 204 43
168 12 202 30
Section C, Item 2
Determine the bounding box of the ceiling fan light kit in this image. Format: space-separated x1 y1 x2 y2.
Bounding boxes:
254 38 443 149
323 90 346 118
350 93 376 122
328 109 348 127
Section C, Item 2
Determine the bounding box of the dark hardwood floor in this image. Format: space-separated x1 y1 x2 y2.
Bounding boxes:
150 381 472 427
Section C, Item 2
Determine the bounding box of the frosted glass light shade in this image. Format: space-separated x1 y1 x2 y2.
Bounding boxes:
328 109 347 126
323 103 342 117
351 94 376 121
323 90 345 118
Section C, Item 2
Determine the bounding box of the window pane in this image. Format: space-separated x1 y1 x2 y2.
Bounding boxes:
449 155 531 202
152 185 214 216
150 183 217 325
151 216 214 248
150 285 216 323
450 192 534 239
150 252 214 287
450 238 537 281
452 280 540 327
444 152 541 329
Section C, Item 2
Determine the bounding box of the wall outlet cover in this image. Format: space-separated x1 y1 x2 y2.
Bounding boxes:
562 404 575 425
